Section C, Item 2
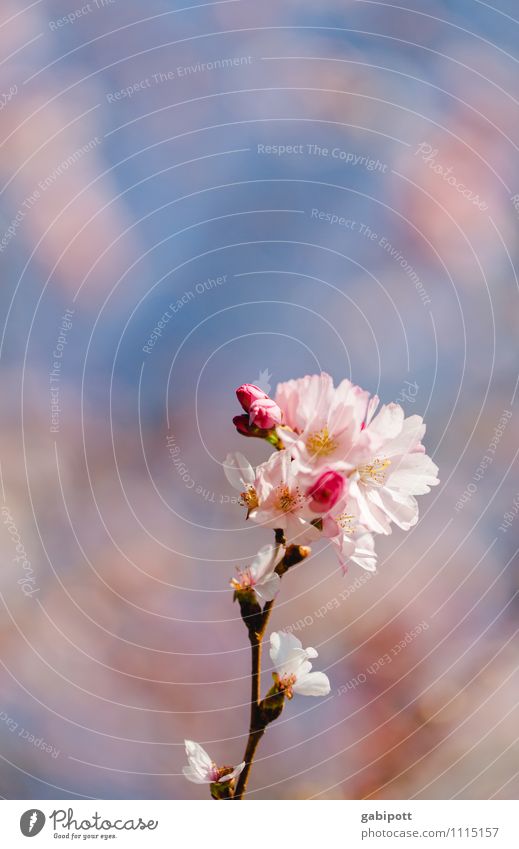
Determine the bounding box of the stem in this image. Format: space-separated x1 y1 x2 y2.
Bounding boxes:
233 539 309 800
233 605 273 799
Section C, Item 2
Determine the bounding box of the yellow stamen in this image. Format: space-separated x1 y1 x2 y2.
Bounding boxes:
306 426 338 458
359 457 391 485
240 486 259 511
335 513 357 535
276 484 301 512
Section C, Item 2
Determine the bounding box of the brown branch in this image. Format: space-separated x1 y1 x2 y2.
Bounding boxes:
233 539 310 800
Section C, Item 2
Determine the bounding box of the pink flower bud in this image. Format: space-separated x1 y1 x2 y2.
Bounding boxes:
306 470 346 513
236 384 269 413
249 397 283 430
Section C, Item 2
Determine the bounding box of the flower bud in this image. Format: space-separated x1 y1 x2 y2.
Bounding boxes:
233 414 256 437
236 383 268 412
306 470 346 513
249 397 283 430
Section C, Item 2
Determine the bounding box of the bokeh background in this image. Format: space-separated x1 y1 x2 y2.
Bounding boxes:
0 0 518 800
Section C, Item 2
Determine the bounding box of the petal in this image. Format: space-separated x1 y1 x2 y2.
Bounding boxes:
223 452 254 491
182 766 211 784
369 487 419 531
383 415 426 457
269 630 302 666
367 402 405 444
255 572 281 603
388 453 439 495
269 631 316 678
250 543 284 582
293 671 331 697
184 740 213 769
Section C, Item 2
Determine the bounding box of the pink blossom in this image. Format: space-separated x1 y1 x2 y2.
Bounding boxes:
347 403 439 535
248 451 320 544
275 372 374 474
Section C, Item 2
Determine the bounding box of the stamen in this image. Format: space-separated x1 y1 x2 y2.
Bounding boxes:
240 486 259 511
276 672 297 700
306 426 338 458
275 484 301 512
358 457 391 485
230 567 254 592
335 513 357 535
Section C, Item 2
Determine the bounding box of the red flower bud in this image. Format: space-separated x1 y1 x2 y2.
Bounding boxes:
236 383 269 413
306 470 346 513
233 414 256 437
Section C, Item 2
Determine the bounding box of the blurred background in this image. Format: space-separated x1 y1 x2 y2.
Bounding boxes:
0 0 518 800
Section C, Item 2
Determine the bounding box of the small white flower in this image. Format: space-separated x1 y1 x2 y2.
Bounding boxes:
223 452 258 511
269 631 331 699
231 544 284 603
182 740 245 785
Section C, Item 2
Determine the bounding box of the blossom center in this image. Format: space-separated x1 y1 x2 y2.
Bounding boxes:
240 486 259 511
335 513 357 534
275 485 301 512
275 672 297 700
306 426 338 458
230 567 254 593
358 457 391 485
210 764 235 783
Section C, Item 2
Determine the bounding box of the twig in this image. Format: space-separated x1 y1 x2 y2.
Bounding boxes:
233 538 310 800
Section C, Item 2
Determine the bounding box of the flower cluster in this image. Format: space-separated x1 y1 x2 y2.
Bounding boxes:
184 373 439 798
226 372 439 573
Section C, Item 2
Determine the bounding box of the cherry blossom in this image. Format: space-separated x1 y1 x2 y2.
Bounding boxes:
183 740 245 785
269 631 330 698
230 543 284 603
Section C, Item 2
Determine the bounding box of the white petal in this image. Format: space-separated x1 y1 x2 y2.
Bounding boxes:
270 631 318 678
293 671 331 697
250 543 284 582
182 766 211 784
184 740 212 770
223 452 254 491
255 572 281 603
269 631 303 670
369 487 419 531
367 402 405 442
388 453 439 495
